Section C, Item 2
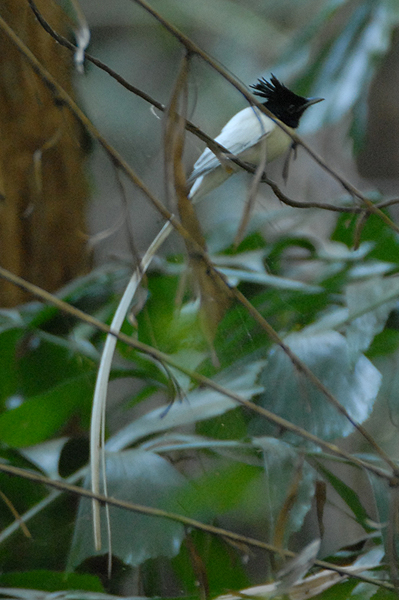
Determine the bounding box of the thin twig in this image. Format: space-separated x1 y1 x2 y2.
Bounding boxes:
4 6 397 472
28 0 397 219
129 0 399 234
0 461 393 591
0 263 395 481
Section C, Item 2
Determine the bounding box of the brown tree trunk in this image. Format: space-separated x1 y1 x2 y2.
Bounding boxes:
0 0 90 307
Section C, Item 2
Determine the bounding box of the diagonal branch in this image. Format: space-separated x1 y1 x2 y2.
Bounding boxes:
0 460 393 591
130 0 399 234
4 6 397 474
0 263 395 481
28 0 398 220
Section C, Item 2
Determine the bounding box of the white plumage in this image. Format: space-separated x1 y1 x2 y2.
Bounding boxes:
188 106 294 202
187 75 323 203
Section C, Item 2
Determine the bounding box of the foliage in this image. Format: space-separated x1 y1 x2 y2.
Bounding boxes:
1 0 399 599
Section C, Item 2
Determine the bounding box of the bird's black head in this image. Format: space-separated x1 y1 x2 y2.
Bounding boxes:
250 74 323 128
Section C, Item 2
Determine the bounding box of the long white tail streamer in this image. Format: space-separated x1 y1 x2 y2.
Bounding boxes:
90 221 173 557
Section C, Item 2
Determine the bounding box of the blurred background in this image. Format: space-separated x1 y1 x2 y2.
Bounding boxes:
75 0 399 265
1 0 399 594
2 0 399 296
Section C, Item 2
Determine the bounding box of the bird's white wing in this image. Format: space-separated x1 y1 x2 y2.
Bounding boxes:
188 106 275 183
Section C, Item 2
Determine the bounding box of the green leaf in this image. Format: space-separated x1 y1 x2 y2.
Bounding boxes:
351 582 385 599
370 589 399 599
256 330 380 441
359 421 398 574
0 327 22 405
0 590 135 600
196 405 248 440
0 451 46 526
367 328 399 358
309 578 358 599
345 277 399 361
0 308 24 333
366 465 391 553
0 372 95 447
174 462 261 522
332 211 399 263
0 571 103 593
17 332 95 397
255 437 316 543
68 449 186 568
172 530 250 597
316 463 373 531
309 276 399 361
137 275 205 356
106 359 265 452
373 355 399 427
213 305 267 368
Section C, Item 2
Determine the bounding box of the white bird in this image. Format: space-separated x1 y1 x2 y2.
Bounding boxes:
188 74 323 202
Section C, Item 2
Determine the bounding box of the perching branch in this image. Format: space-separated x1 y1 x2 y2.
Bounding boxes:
130 0 399 234
28 0 398 220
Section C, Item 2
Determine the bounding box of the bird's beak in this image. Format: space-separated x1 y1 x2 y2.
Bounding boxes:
304 97 324 109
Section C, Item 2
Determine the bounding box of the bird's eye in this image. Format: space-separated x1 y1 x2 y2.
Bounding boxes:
287 104 296 113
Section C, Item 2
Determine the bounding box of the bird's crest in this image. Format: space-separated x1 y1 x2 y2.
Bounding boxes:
250 74 299 102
